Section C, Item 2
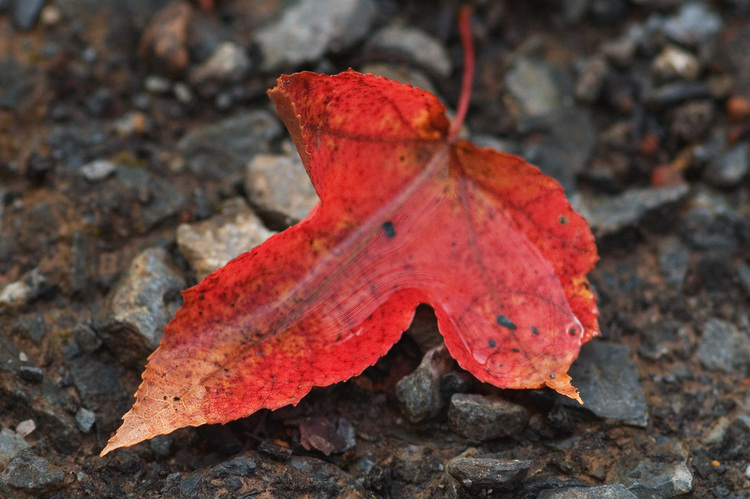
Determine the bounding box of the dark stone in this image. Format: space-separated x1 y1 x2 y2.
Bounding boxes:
697 319 750 377
223 476 243 492
0 448 65 492
73 324 102 354
447 394 528 442
210 455 257 478
704 142 749 188
10 0 46 31
149 435 172 458
299 416 356 455
395 345 454 423
645 81 712 107
447 457 531 493
13 314 47 344
695 253 736 293
258 440 292 461
25 153 55 185
537 484 638 498
179 472 202 496
564 341 648 427
18 365 44 383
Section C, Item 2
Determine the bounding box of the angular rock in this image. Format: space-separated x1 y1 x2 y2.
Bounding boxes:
661 2 722 46
617 460 693 499
0 267 48 310
188 41 252 95
697 318 750 377
582 184 689 239
447 394 528 442
244 153 319 226
256 0 377 70
176 198 275 280
75 408 96 433
704 142 748 188
575 55 609 103
95 247 185 364
395 345 455 423
657 236 690 290
0 428 29 466
178 111 281 180
651 45 700 81
564 341 648 427
538 484 638 499
366 25 451 77
209 455 257 478
0 448 65 493
79 159 117 182
299 416 356 455
447 457 531 493
10 0 46 30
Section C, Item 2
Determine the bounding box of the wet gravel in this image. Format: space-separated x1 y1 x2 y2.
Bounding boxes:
2 0 750 497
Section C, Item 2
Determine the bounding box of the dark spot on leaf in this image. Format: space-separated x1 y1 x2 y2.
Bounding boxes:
531 326 539 335
549 374 556 379
559 215 568 224
382 221 396 238
569 327 576 336
512 348 520 353
199 294 205 300
496 314 517 330
173 396 180 401
488 339 496 347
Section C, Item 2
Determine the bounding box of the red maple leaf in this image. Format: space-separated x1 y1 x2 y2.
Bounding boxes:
100 12 598 456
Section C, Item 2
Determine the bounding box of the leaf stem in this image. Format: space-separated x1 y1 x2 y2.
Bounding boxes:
448 4 475 143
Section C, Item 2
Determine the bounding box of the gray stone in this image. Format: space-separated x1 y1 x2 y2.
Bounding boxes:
79 159 117 182
704 142 748 188
661 1 722 46
210 455 257 478
538 484 638 499
11 0 46 30
657 237 690 290
582 184 689 238
447 457 531 493
299 416 356 455
447 394 528 442
256 0 377 70
697 318 750 377
506 56 568 129
670 100 715 142
575 55 609 103
18 366 44 383
395 345 454 423
73 324 102 354
188 41 252 95
176 198 275 281
366 25 451 77
564 341 648 427
679 186 738 250
95 247 185 364
75 407 96 433
244 152 319 226
109 166 187 232
180 472 202 496
178 111 281 180
617 460 693 499
0 448 65 493
0 428 29 466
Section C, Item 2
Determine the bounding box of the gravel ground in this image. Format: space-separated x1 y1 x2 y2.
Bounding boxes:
1 0 750 497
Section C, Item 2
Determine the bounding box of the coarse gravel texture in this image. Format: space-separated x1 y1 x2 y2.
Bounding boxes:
2 0 750 498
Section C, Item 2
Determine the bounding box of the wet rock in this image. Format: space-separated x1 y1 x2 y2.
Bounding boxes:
670 100 714 143
582 184 689 239
244 152 319 227
188 41 252 96
95 247 186 364
299 416 356 455
178 111 281 180
615 460 693 499
651 45 700 81
75 407 96 433
0 448 65 493
447 457 531 493
0 267 48 310
209 455 257 478
697 318 750 377
538 484 638 499
564 341 648 427
366 25 451 77
704 142 748 188
395 345 454 423
256 0 377 70
10 0 46 30
447 394 528 442
176 197 274 280
0 428 29 466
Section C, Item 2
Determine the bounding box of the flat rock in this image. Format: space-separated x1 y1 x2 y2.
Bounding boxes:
704 142 748 188
178 111 281 180
395 345 455 423
0 428 29 466
299 416 356 455
582 184 689 238
447 457 531 493
176 198 275 280
244 152 319 226
10 0 45 30
615 460 693 499
697 318 750 377
0 448 65 493
447 394 528 442
564 341 648 427
366 25 451 77
538 484 638 499
256 0 377 70
95 247 185 365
